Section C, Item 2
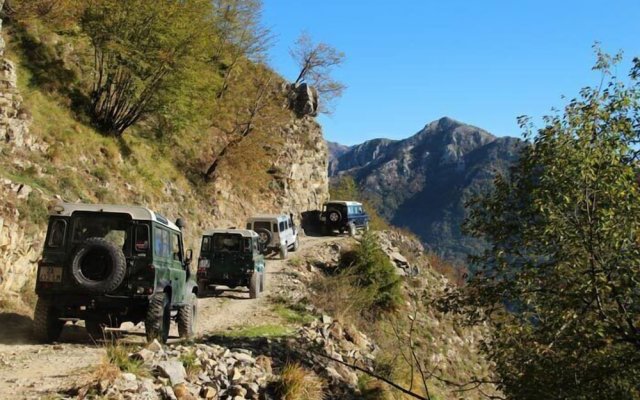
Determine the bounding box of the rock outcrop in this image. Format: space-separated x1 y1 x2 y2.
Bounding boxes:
286 82 319 117
0 3 39 152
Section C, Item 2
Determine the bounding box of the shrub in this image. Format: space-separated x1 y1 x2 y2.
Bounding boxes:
341 232 403 315
276 363 325 400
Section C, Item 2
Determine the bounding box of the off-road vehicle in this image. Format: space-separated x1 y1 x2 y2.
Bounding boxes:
246 214 299 259
196 229 266 299
320 201 370 236
34 203 197 344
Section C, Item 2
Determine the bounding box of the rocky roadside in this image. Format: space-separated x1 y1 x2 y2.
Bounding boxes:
70 314 378 400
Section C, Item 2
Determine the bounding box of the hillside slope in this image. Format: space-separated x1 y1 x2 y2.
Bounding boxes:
330 117 523 262
0 11 328 309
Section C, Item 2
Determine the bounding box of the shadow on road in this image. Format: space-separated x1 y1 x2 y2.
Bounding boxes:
0 312 95 345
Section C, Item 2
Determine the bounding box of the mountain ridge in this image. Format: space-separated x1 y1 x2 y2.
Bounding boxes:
329 116 524 262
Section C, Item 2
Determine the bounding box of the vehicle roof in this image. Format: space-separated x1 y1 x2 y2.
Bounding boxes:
50 202 181 231
246 214 289 221
324 200 363 206
203 229 258 238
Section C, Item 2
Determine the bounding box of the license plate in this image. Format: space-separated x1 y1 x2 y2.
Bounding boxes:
39 267 63 283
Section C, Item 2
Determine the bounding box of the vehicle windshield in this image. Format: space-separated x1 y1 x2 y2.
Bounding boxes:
212 233 246 252
71 213 132 254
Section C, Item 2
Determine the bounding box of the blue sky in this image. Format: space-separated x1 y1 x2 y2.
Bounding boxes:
262 1 640 145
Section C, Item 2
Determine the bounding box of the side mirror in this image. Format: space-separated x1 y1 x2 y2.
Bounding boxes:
176 218 186 229
185 249 193 265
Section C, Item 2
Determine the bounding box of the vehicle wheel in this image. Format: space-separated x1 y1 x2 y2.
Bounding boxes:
249 273 259 299
177 293 198 340
260 271 267 292
279 245 288 260
349 223 357 237
328 210 342 224
145 292 171 343
197 281 208 298
33 297 64 343
255 228 272 252
292 239 299 252
70 237 127 294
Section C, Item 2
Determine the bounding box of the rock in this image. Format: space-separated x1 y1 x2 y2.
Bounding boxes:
233 352 255 364
321 314 333 324
228 384 247 397
255 355 272 374
156 361 187 386
173 383 196 400
161 386 177 400
148 339 164 353
245 382 260 398
200 386 217 399
121 372 137 381
132 348 156 363
287 82 319 117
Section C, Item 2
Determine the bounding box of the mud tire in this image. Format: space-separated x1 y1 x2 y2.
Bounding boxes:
33 297 64 343
145 292 171 343
70 237 126 293
177 293 198 340
249 273 259 299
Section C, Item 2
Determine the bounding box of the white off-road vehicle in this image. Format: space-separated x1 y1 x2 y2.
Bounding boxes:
246 214 299 259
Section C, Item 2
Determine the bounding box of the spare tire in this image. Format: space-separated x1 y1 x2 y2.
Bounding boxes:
328 210 342 224
255 228 272 248
71 237 126 293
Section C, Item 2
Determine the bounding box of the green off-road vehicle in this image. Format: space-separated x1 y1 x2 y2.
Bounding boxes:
196 229 266 299
34 203 197 343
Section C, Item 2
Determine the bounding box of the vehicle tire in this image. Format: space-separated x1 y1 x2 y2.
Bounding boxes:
255 228 272 251
260 271 267 292
328 210 342 224
279 244 288 260
70 237 127 294
349 223 357 237
33 297 64 343
145 292 171 343
249 273 259 299
197 281 208 298
177 293 198 340
292 239 299 252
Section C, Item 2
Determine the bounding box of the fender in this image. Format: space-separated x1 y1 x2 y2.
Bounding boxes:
155 279 172 294
185 280 198 296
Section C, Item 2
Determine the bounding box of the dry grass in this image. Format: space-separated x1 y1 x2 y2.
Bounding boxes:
309 273 371 326
276 363 325 400
104 343 149 377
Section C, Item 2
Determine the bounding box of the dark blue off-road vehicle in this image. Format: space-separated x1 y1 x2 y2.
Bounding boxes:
319 201 370 236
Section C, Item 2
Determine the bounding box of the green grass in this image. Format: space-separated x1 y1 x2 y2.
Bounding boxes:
220 324 294 338
273 304 315 325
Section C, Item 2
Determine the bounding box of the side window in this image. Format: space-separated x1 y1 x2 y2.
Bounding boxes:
202 237 211 252
47 219 67 248
161 229 170 258
244 238 251 252
253 239 258 252
135 225 149 252
171 232 181 261
153 227 164 257
273 223 278 232
279 221 286 232
246 223 252 229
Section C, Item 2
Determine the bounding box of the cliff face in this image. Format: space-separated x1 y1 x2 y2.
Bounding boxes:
331 117 523 262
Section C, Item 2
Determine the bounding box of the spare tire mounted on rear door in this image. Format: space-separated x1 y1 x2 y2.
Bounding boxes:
71 237 127 293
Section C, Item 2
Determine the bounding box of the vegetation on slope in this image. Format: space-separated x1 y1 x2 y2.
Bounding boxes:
451 50 640 399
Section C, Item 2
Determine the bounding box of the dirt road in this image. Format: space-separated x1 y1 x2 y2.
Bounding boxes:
0 235 338 399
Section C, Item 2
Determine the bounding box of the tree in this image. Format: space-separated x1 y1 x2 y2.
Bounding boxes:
290 32 345 112
457 49 640 399
80 0 213 136
210 0 272 99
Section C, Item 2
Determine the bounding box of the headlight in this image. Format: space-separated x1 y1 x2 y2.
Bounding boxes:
198 259 210 269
